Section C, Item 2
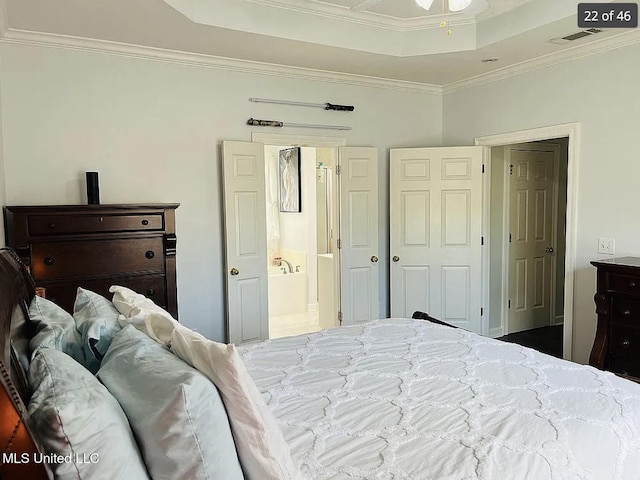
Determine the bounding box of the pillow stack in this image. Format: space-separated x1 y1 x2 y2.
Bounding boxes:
113 286 302 480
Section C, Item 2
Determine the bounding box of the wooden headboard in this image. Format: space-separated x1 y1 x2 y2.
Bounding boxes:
0 247 51 479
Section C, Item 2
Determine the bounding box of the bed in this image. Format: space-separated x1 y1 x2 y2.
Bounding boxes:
1 246 639 480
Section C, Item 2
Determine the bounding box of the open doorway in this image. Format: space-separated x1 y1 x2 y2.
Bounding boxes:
263 145 340 339
489 138 569 358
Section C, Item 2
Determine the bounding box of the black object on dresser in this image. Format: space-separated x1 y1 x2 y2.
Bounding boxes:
590 257 640 381
3 204 179 318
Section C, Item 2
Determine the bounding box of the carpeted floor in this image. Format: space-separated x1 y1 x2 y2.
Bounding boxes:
497 325 564 359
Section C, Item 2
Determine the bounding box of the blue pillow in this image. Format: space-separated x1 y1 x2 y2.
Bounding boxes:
28 295 85 365
28 348 149 480
73 288 121 374
98 325 244 480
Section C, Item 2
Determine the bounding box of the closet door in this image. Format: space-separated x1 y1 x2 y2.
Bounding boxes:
222 141 269 343
390 147 487 333
338 147 379 325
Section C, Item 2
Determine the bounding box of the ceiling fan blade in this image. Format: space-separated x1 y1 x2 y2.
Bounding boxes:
350 0 385 11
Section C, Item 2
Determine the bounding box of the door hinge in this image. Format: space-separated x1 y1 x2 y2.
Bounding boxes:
509 233 512 243
337 239 342 249
336 165 341 175
480 307 484 316
481 236 484 246
482 164 485 173
338 311 343 324
508 300 511 309
509 164 514 175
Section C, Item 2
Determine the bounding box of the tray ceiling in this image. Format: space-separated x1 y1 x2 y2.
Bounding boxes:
1 0 634 86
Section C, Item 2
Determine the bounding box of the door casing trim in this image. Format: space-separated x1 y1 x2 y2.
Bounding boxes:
474 122 581 361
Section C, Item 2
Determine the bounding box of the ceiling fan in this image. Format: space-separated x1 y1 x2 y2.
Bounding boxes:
351 0 481 13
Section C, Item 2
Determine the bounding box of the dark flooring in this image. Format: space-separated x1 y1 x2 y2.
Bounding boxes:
497 325 564 359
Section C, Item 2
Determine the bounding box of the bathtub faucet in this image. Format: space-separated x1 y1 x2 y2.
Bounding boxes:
280 259 294 273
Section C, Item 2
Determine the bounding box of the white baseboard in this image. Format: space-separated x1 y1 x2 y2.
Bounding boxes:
489 327 504 338
553 315 564 326
306 303 319 312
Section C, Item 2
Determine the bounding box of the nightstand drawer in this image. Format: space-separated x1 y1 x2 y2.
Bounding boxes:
609 273 640 295
611 298 640 327
609 327 640 363
28 213 163 236
32 238 164 280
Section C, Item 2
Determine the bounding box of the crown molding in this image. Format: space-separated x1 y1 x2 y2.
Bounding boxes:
243 0 474 32
0 29 443 95
443 28 640 94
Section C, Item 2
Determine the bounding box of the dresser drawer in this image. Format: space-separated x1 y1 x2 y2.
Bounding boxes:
609 273 640 295
608 357 640 379
609 326 640 363
28 213 163 236
32 238 164 280
40 275 167 315
611 297 640 327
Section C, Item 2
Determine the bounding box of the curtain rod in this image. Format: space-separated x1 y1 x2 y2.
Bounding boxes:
247 118 351 131
249 98 355 112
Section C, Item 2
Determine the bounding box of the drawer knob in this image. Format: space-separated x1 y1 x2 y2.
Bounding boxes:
43 256 55 266
146 288 156 297
48 223 55 229
145 250 155 259
621 339 631 348
629 281 637 288
623 309 632 316
142 219 149 226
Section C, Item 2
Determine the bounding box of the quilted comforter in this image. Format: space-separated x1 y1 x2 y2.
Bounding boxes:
240 319 640 480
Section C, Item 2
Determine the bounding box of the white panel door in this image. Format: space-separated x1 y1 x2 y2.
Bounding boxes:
508 146 555 333
222 141 269 344
390 147 486 333
339 147 379 325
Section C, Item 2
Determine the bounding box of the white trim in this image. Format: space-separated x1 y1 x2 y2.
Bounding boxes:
0 29 442 95
306 302 319 312
245 0 475 31
475 122 580 362
489 326 503 338
251 132 346 147
444 29 640 94
554 315 564 326
481 146 491 336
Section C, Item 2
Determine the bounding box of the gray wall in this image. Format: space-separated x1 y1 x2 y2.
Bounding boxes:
0 42 443 341
443 42 640 363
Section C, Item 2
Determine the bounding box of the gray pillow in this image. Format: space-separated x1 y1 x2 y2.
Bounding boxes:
98 325 244 480
28 348 149 480
73 288 121 373
28 295 85 365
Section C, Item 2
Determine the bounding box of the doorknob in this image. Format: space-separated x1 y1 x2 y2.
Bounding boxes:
230 268 239 276
545 247 554 253
392 256 400 262
370 256 379 263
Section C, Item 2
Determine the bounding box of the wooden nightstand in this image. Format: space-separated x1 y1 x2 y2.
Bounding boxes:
590 257 640 383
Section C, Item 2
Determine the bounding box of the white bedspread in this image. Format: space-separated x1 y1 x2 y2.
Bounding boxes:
240 319 640 480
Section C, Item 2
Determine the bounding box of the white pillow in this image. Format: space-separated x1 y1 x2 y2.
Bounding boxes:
170 327 301 480
109 285 174 320
118 311 179 345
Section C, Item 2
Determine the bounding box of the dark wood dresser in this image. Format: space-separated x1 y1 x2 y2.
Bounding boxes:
3 204 179 318
590 257 640 381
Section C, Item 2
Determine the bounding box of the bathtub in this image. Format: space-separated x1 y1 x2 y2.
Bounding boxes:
268 269 308 317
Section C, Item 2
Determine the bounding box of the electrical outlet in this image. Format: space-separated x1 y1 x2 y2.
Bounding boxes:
598 237 615 255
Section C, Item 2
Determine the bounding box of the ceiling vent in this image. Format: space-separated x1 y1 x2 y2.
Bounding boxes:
549 28 603 45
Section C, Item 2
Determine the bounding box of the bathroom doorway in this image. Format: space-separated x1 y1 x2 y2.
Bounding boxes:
264 145 341 338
